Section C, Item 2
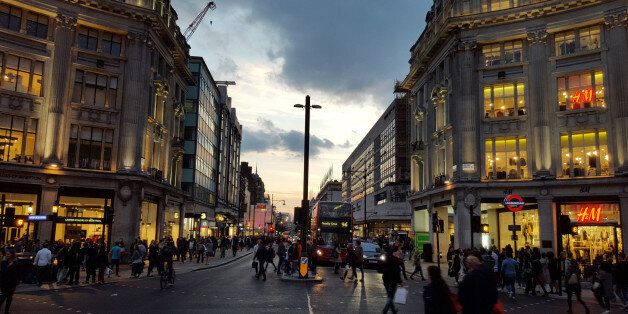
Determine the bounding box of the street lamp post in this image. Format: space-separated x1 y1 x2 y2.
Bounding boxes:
294 95 321 279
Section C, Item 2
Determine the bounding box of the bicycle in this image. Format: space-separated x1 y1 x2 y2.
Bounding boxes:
160 261 175 289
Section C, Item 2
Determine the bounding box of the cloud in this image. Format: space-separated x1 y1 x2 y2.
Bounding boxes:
242 118 335 157
338 140 352 149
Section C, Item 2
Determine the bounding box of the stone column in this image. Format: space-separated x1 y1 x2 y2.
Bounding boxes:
454 38 480 181
604 9 628 175
454 192 472 249
37 186 58 241
111 183 142 246
42 14 76 166
620 194 628 255
118 32 152 172
527 27 553 179
537 196 556 253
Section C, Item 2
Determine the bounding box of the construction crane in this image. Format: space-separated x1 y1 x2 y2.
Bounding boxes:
183 1 216 41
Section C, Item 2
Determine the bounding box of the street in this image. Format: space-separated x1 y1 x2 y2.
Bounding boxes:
12 255 614 314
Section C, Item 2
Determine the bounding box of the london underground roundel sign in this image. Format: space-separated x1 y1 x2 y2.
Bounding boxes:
504 194 524 212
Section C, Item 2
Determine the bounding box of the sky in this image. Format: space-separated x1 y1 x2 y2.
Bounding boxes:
173 0 432 214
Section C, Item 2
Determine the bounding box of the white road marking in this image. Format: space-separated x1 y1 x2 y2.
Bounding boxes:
306 291 314 314
110 294 118 297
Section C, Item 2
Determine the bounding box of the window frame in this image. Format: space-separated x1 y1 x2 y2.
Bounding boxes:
0 113 37 164
25 11 49 39
67 124 114 171
482 40 523 67
483 81 526 118
560 129 609 178
554 25 601 56
0 52 44 96
72 69 118 108
557 70 605 111
0 3 22 32
77 26 99 51
484 136 528 180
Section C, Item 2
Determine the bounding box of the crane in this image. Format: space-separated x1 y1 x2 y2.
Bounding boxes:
183 1 216 41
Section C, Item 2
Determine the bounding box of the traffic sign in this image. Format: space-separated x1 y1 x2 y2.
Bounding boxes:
511 235 518 241
508 224 522 231
504 194 524 212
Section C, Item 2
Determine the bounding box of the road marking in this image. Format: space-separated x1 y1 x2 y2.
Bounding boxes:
306 291 313 314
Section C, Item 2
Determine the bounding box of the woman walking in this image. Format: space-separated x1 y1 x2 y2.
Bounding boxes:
565 260 590 314
449 249 461 284
593 261 612 313
424 266 456 314
382 246 403 314
0 250 18 313
333 243 342 274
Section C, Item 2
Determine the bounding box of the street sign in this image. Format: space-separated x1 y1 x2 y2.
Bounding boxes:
299 256 309 278
511 235 518 241
504 194 524 212
508 224 522 231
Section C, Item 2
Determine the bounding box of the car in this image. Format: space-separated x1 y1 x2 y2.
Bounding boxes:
359 242 385 269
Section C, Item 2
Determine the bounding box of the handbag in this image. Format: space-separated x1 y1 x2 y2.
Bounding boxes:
592 281 601 291
393 287 408 304
567 273 578 285
252 261 258 269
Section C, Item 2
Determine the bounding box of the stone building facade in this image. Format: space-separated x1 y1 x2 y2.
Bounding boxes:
0 0 193 246
401 0 627 264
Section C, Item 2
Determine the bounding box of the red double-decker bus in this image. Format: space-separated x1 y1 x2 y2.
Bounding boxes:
310 201 353 263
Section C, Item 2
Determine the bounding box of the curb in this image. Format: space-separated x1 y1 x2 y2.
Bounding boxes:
192 251 253 272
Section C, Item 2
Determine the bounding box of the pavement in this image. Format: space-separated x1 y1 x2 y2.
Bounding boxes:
16 249 253 293
9 255 622 313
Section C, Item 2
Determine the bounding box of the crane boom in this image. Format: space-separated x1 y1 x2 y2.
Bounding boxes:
183 1 216 41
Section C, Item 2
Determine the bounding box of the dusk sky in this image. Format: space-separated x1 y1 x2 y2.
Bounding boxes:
173 0 432 214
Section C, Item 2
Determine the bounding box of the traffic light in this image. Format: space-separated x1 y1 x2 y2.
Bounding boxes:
471 215 481 233
481 223 490 233
570 225 579 236
104 207 114 223
559 215 571 235
3 207 15 227
431 212 439 232
16 219 24 227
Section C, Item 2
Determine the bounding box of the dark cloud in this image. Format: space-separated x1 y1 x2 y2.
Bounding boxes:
210 0 430 105
242 118 335 156
338 140 352 149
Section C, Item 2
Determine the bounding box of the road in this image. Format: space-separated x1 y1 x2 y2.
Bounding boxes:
12 256 611 313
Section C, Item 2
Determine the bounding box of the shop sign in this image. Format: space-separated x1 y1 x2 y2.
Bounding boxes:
58 217 104 224
503 194 524 212
576 206 602 223
571 89 593 104
320 220 350 229
27 215 49 221
255 204 267 211
462 163 475 172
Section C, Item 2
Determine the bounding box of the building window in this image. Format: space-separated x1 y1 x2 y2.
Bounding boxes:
0 53 44 96
555 26 600 56
0 113 36 163
481 0 514 12
67 125 113 170
557 70 604 111
72 70 118 108
77 26 98 51
482 40 522 66
483 82 525 118
101 32 122 57
561 130 609 178
485 137 527 180
0 4 21 32
25 12 48 39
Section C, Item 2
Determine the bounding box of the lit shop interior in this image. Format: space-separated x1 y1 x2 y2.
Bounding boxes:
480 202 540 250
54 196 111 244
560 202 622 264
0 192 37 243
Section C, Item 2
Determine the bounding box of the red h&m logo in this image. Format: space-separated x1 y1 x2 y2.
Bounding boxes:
576 206 602 223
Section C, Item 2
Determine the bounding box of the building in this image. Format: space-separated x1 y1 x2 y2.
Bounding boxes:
315 180 343 202
215 86 241 235
242 164 266 235
181 56 220 237
0 0 194 246
400 0 627 263
342 96 412 238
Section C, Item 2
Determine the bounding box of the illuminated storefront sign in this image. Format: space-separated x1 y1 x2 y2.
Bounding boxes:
28 215 49 221
571 89 593 104
320 220 350 229
58 217 104 224
576 206 602 223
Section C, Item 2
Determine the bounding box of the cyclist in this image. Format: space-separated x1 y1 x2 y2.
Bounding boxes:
160 238 177 281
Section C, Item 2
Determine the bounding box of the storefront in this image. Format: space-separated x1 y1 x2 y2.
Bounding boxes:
0 190 39 243
140 199 158 243
54 193 113 245
480 201 540 250
560 201 622 265
163 205 181 239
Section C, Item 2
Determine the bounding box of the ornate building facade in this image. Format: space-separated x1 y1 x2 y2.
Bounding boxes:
0 0 193 246
402 0 627 263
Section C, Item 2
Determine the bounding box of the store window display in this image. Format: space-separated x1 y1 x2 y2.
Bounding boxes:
480 202 539 250
140 201 158 243
55 196 110 243
0 192 37 243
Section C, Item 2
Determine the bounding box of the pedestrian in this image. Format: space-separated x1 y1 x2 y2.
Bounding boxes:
333 243 342 274
56 244 69 284
232 236 239 257
277 240 287 275
341 243 357 281
254 241 269 281
501 251 519 299
96 241 108 284
147 240 159 277
220 236 227 258
354 240 365 282
65 242 81 285
130 244 143 278
564 259 589 313
109 241 124 277
615 253 628 310
381 246 402 314
188 237 195 261
458 255 498 314
196 239 206 264
84 241 97 284
32 242 52 286
0 250 19 313
424 265 457 314
449 249 461 284
266 243 277 272
409 249 425 281
593 260 612 313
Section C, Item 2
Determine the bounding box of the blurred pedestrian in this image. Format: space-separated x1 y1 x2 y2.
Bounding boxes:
565 259 589 314
593 260 612 313
0 250 19 313
410 250 425 281
341 243 356 281
424 265 456 314
109 242 124 277
147 240 159 277
501 251 519 299
96 241 108 284
381 246 403 314
33 243 52 286
458 256 498 314
332 243 342 274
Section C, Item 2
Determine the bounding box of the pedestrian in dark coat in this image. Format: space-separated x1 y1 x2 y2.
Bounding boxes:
147 240 160 277
254 242 269 281
96 242 108 284
381 247 403 314
0 251 19 313
424 266 456 314
84 241 98 284
65 242 81 285
458 255 498 314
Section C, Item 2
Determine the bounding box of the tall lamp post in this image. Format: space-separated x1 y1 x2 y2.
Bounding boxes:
270 194 286 235
294 95 321 279
343 169 368 239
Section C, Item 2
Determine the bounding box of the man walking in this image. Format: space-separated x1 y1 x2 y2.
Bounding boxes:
232 236 239 257
33 243 52 286
254 241 269 281
354 240 365 282
109 242 124 277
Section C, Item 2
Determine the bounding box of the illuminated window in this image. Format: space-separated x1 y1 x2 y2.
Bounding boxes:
481 0 514 12
67 125 113 170
561 130 609 178
0 4 21 32
77 26 98 51
484 82 525 118
555 26 601 56
485 137 527 180
72 70 117 108
0 53 44 96
101 32 122 56
557 70 604 111
503 41 522 64
482 44 501 66
0 113 36 164
25 12 48 39
482 40 522 66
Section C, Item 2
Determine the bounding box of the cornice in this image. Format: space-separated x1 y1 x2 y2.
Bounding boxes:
604 7 627 29
55 13 78 30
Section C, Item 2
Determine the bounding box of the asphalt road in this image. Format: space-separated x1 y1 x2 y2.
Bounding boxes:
12 256 612 313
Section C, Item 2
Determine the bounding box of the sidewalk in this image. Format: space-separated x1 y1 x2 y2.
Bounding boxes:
16 249 253 293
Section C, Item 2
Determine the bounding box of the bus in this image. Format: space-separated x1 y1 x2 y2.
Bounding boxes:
310 201 353 263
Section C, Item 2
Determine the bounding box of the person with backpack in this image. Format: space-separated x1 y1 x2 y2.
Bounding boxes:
196 239 206 264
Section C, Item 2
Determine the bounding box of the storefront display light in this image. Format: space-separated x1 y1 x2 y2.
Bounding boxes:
27 205 33 214
52 204 58 214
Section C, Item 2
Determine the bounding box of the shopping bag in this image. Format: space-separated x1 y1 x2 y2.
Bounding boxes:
394 287 408 304
57 267 68 283
252 261 258 269
105 267 113 276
